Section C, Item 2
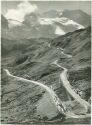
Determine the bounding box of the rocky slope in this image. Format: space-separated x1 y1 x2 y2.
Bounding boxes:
61 9 91 27
1 26 91 124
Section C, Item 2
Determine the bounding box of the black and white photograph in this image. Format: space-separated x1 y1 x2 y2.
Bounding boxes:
1 0 91 124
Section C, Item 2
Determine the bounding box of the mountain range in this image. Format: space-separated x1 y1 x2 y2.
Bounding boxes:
1 25 91 124
1 9 91 40
1 8 91 124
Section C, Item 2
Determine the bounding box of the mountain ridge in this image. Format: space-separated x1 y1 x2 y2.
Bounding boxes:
1 9 91 40
1 9 91 124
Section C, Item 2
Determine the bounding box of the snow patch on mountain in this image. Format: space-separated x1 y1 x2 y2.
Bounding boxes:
56 17 85 29
8 20 23 28
39 17 85 29
55 26 65 35
39 18 53 25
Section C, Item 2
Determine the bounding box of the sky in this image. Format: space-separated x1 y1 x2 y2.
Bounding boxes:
2 1 91 14
1 1 91 23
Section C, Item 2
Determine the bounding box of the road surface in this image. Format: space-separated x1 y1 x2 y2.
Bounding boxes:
4 69 91 119
4 69 66 116
53 60 90 113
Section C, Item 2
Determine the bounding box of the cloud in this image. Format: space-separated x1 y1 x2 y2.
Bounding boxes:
5 1 38 27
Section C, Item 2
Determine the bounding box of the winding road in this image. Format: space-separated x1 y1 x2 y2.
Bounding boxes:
57 47 72 58
52 60 90 112
4 69 66 116
4 67 91 119
3 45 91 120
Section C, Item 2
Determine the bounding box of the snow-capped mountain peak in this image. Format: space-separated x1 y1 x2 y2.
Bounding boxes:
39 17 85 29
1 9 90 39
36 16 85 37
